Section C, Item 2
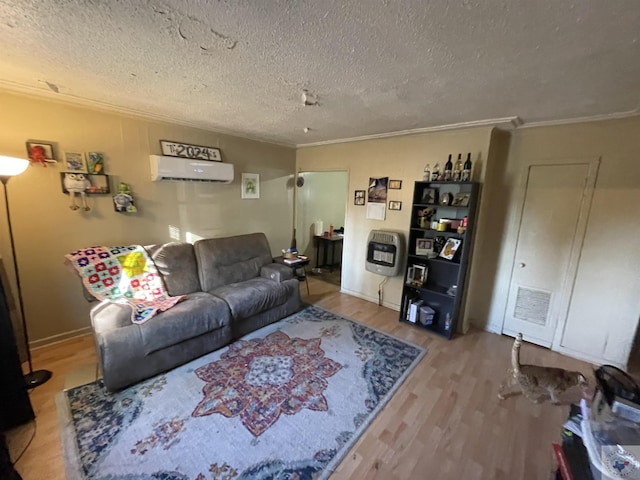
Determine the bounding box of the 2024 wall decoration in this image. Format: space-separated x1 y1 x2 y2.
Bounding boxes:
160 140 222 161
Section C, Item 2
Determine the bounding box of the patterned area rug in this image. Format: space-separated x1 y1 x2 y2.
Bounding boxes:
58 305 425 480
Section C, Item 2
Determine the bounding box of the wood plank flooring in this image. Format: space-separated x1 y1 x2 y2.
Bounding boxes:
14 276 592 479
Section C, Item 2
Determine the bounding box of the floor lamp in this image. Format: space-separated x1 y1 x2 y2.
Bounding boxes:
0 155 52 388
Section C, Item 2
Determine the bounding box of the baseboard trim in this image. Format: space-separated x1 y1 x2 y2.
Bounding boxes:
339 288 400 312
30 327 93 350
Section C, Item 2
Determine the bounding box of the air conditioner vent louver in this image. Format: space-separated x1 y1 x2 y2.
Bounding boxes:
149 155 234 183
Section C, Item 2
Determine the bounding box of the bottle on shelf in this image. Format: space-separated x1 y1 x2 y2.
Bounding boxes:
431 162 440 182
443 154 453 181
453 154 463 182
329 224 334 237
423 163 431 181
461 153 472 182
444 313 452 331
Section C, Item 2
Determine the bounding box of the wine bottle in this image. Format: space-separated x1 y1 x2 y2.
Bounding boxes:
423 163 431 181
444 154 453 181
462 153 472 182
453 154 463 182
431 162 440 182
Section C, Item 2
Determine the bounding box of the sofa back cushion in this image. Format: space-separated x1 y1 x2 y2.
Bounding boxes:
145 242 201 296
194 233 273 291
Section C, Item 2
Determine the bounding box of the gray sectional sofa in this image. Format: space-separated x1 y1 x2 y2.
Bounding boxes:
90 232 302 391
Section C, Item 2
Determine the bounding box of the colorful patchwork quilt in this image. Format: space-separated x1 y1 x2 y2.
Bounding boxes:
65 246 184 324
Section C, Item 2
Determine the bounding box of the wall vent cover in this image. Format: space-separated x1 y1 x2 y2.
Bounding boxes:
513 286 551 325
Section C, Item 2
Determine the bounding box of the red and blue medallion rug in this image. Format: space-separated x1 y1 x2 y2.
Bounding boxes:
59 305 425 479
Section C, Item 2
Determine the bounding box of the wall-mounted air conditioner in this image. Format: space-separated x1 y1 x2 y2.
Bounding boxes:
149 155 234 183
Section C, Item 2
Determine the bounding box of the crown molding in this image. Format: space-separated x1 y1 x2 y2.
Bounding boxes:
296 116 523 148
520 110 640 129
0 80 295 148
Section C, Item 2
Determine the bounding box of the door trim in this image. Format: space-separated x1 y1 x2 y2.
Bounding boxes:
500 156 600 351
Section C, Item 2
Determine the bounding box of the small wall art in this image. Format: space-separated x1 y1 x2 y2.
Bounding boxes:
160 140 222 161
64 152 87 172
389 179 402 189
368 177 388 203
26 141 56 166
113 182 137 213
87 152 105 174
241 173 260 199
354 190 365 205
60 173 110 195
388 200 402 211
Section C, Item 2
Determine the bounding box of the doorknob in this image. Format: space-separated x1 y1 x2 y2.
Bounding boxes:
519 262 526 268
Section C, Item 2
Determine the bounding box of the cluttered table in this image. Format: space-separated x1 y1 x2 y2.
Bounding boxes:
554 365 640 480
274 255 310 295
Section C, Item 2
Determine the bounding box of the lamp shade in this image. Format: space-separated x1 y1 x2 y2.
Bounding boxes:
0 156 29 177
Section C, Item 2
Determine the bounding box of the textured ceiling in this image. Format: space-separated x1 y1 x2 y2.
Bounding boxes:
0 1 639 146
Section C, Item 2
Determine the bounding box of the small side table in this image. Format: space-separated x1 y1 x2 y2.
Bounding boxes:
314 235 343 271
274 256 310 295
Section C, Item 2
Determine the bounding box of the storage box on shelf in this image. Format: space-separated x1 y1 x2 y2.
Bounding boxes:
400 181 479 339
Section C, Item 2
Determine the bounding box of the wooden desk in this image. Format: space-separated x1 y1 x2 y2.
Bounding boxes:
314 235 343 270
273 256 310 294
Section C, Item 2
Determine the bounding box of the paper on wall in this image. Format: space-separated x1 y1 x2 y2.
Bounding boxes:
366 202 386 220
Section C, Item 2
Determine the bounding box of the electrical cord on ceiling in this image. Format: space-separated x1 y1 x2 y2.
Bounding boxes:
378 276 388 306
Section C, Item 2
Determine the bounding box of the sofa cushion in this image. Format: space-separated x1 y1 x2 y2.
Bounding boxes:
210 277 290 320
139 292 230 355
145 242 200 296
194 233 273 291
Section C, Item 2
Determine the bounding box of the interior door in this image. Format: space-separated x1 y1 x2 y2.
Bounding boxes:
502 161 596 347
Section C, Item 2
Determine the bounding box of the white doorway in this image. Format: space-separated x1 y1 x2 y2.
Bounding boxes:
502 158 599 347
295 171 348 281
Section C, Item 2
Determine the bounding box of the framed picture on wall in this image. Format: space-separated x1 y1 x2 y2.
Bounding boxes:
354 190 365 205
26 141 56 164
241 173 260 199
389 179 402 189
64 152 87 172
388 200 402 210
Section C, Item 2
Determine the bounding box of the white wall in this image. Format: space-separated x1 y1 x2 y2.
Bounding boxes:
484 118 640 367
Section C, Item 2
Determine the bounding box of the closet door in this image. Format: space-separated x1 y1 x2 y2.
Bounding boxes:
502 159 598 347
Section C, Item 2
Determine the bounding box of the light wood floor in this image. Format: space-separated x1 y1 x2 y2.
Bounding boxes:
15 275 591 479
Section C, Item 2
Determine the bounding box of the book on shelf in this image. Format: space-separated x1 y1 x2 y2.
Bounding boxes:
407 299 423 323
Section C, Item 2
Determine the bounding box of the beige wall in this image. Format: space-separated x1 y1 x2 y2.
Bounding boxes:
485 118 640 367
297 128 495 318
0 91 295 345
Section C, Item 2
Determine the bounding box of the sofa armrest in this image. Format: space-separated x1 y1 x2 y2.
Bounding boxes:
90 300 132 334
260 263 294 282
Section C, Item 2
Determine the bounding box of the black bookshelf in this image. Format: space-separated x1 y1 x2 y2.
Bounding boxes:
399 181 480 339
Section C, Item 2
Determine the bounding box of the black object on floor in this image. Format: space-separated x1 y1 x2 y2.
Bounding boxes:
0 267 35 431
